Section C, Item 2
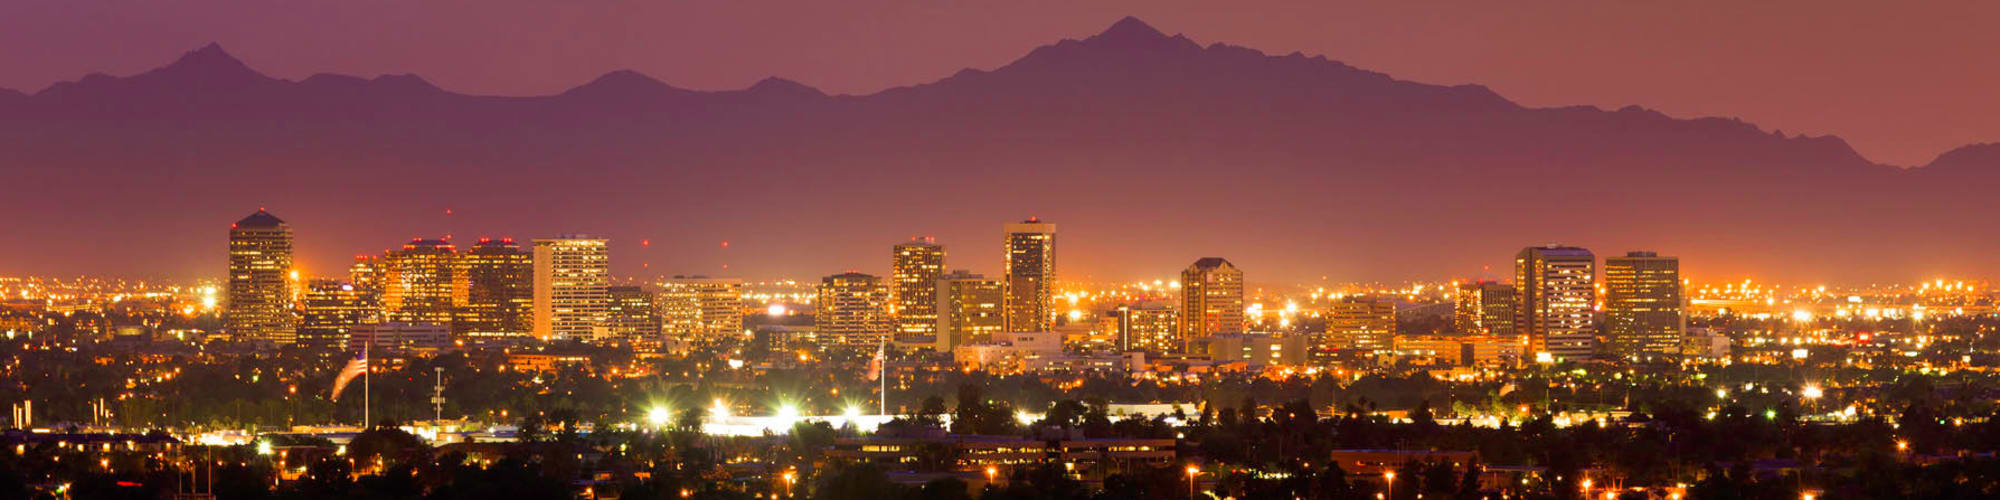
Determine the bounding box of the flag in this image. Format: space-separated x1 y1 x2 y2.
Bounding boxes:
867 342 885 381
330 351 368 402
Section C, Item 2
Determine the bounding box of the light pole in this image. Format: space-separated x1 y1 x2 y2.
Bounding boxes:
1186 465 1200 500
1384 471 1395 500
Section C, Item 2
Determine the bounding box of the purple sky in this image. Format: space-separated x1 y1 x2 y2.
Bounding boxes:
3 0 1995 166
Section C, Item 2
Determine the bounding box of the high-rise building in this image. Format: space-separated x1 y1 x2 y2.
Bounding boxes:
1604 251 1684 359
890 238 946 342
1453 281 1517 336
1003 218 1056 332
657 276 744 344
299 279 378 350
348 255 384 292
1327 297 1396 353
933 270 1005 350
602 285 660 347
459 238 533 343
816 272 890 348
533 236 610 341
226 210 297 345
382 238 466 328
1516 245 1597 360
1112 302 1180 353
1178 258 1245 345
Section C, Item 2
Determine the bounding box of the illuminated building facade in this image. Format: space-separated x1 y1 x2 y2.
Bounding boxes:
1453 281 1517 336
533 236 610 341
816 272 890 348
890 239 945 343
382 238 466 328
1604 251 1684 358
1516 245 1597 360
348 255 384 292
1113 302 1180 353
299 279 378 350
225 210 297 345
1003 218 1056 332
459 238 533 343
657 276 744 344
1178 258 1244 345
602 285 660 347
1327 297 1395 353
933 270 1005 350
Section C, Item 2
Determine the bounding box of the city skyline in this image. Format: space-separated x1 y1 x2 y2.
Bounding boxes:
8 6 2000 500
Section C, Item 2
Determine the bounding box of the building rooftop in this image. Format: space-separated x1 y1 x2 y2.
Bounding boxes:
1188 257 1235 269
233 209 286 228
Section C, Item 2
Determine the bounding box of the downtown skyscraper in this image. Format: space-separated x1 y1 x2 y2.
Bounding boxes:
816 272 890 348
890 238 945 343
1178 257 1245 344
298 279 377 349
381 238 466 328
1454 281 1517 336
459 238 533 343
1326 296 1395 353
1516 245 1597 360
225 210 296 345
1002 218 1056 332
933 270 1005 350
533 236 610 341
1603 251 1685 359
603 285 660 348
657 276 744 345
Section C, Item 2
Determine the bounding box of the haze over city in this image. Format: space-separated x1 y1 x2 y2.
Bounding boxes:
5 11 2000 283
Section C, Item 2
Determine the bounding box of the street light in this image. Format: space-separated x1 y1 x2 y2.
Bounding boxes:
647 407 671 428
1384 471 1395 499
986 465 999 486
1186 465 1201 500
1581 478 1593 498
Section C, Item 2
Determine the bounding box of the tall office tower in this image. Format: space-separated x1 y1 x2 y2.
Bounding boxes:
602 285 661 346
1327 297 1396 353
1604 251 1685 359
225 210 297 345
932 270 1006 350
657 276 745 344
1516 245 1598 360
1178 258 1245 344
459 238 533 343
1002 218 1056 332
815 272 890 348
1113 302 1180 353
533 236 610 341
348 255 384 292
890 238 946 342
1453 281 1518 336
381 238 466 328
299 279 378 350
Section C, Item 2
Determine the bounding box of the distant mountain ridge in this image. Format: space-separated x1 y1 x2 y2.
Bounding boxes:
0 16 1993 281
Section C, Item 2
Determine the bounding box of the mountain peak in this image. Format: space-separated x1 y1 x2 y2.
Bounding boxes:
171 43 249 70
745 77 824 97
144 42 267 84
563 69 679 97
1097 16 1166 40
1064 16 1200 54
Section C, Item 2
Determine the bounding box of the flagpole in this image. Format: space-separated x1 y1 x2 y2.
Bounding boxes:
878 340 887 416
363 343 371 429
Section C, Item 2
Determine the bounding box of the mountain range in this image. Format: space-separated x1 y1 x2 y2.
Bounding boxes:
2 17 1994 283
